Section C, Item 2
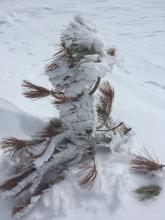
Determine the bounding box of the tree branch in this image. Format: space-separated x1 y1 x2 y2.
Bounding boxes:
89 77 101 96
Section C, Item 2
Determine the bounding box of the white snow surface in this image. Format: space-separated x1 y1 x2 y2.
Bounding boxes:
0 0 165 219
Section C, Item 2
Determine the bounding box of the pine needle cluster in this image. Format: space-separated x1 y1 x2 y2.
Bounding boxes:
135 185 161 200
96 81 114 128
130 149 165 175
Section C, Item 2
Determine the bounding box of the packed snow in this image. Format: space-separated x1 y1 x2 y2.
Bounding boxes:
0 0 165 219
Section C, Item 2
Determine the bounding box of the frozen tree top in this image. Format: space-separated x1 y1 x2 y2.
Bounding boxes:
46 15 116 81
61 15 104 55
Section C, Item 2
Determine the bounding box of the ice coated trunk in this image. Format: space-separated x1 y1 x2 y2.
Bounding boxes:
49 66 96 138
62 92 95 138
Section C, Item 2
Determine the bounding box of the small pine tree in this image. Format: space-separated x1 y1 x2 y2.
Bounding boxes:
0 15 131 217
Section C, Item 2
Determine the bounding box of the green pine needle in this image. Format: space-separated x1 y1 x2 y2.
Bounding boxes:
135 185 161 200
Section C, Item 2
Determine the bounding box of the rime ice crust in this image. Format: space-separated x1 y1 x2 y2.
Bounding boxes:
46 15 115 137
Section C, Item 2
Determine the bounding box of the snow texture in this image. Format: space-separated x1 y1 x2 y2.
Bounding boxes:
0 0 165 220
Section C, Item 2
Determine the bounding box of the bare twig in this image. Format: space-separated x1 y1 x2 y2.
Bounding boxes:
123 127 132 135
97 122 124 131
89 77 101 96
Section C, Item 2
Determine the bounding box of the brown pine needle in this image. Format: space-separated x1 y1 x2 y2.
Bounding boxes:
1 137 28 151
35 118 63 139
78 160 98 190
130 148 165 175
14 183 33 198
46 48 63 71
22 80 52 100
96 81 114 127
0 167 36 191
46 60 60 71
107 48 117 56
52 92 83 105
12 196 31 216
114 123 131 135
0 137 44 157
0 118 63 159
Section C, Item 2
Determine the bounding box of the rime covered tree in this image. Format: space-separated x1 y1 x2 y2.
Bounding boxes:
0 16 131 217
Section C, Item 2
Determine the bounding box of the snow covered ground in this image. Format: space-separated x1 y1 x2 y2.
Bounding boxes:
0 0 165 219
